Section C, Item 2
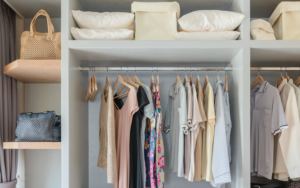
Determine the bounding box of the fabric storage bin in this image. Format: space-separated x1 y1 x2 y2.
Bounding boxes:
131 2 180 40
250 19 276 40
269 2 300 40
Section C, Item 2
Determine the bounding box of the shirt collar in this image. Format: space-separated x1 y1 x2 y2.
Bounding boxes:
214 80 223 94
277 78 287 93
288 78 294 84
169 81 182 98
251 81 269 96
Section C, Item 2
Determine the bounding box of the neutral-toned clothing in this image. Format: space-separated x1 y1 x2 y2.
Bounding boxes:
98 86 117 183
274 79 300 181
140 85 154 188
163 81 188 177
211 81 231 187
202 83 216 182
250 81 287 180
223 90 232 162
188 84 202 182
194 81 207 181
184 81 192 179
288 79 300 118
114 87 139 188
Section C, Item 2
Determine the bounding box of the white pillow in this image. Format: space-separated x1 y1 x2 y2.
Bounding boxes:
172 31 240 40
72 10 135 30
250 19 275 40
71 28 134 40
178 10 245 31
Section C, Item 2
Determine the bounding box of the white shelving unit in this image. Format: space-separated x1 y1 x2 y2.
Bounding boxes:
4 0 300 187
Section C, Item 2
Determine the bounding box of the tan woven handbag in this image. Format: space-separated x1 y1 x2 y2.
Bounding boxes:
20 9 61 60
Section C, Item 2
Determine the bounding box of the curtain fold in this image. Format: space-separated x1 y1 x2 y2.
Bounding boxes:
0 0 18 187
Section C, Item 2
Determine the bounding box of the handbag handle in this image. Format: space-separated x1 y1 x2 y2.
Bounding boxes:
30 9 54 39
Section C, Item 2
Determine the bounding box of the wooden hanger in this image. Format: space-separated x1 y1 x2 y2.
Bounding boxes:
190 67 194 85
225 73 228 92
86 76 92 100
183 68 188 86
89 76 98 101
251 69 264 90
276 68 285 88
174 68 180 89
132 67 145 87
88 76 95 101
110 75 131 98
150 68 155 90
103 75 111 100
196 68 200 84
203 69 209 94
295 68 300 86
285 68 290 81
216 68 220 82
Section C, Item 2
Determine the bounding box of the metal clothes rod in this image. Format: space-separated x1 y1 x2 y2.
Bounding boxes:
79 67 233 71
251 67 300 71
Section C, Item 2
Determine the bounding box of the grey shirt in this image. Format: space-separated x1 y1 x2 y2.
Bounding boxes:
163 81 188 177
250 81 287 180
140 85 154 188
223 90 232 163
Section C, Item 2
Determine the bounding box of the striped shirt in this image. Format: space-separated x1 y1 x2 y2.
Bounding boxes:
211 81 231 187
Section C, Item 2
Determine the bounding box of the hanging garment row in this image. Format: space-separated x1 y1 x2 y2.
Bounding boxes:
251 69 300 182
88 67 233 188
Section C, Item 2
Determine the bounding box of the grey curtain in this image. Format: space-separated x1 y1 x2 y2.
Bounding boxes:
0 1 18 188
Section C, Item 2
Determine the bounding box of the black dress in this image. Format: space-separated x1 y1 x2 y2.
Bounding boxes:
114 87 149 188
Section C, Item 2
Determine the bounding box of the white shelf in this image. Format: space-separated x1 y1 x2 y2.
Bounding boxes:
68 40 242 64
250 41 300 49
4 0 61 18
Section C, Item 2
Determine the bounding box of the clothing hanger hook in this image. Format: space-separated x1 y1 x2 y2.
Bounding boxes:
119 66 122 73
258 67 260 76
177 67 179 76
157 67 159 76
197 67 199 76
152 67 154 76
127 66 129 76
286 67 288 76
185 67 187 77
190 67 192 77
281 67 283 76
135 67 136 76
206 68 208 76
217 67 219 77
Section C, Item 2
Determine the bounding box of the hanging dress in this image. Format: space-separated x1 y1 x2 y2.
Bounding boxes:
155 83 165 188
145 83 157 188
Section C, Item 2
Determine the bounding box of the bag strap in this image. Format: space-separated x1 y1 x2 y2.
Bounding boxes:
30 9 54 39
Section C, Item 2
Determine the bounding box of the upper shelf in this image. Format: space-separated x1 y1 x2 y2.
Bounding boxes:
3 59 61 83
4 0 61 18
3 142 61 149
78 0 235 16
68 40 243 64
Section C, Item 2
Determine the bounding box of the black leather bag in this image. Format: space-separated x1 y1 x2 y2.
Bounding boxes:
15 111 58 142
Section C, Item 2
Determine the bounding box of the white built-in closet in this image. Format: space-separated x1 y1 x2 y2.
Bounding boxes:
3 0 300 187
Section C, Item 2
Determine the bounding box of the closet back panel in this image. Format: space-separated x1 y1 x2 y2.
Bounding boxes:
24 84 61 188
88 70 226 188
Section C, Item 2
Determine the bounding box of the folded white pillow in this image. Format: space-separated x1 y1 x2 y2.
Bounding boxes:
172 31 240 40
71 28 134 40
178 10 245 31
72 10 135 30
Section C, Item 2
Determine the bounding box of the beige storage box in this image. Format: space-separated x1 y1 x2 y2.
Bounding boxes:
131 2 180 40
250 19 276 40
269 2 300 40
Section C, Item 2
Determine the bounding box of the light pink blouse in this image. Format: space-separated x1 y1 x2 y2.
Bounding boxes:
114 87 139 188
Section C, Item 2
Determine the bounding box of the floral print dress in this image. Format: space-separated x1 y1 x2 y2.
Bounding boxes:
145 83 165 188
155 84 165 188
